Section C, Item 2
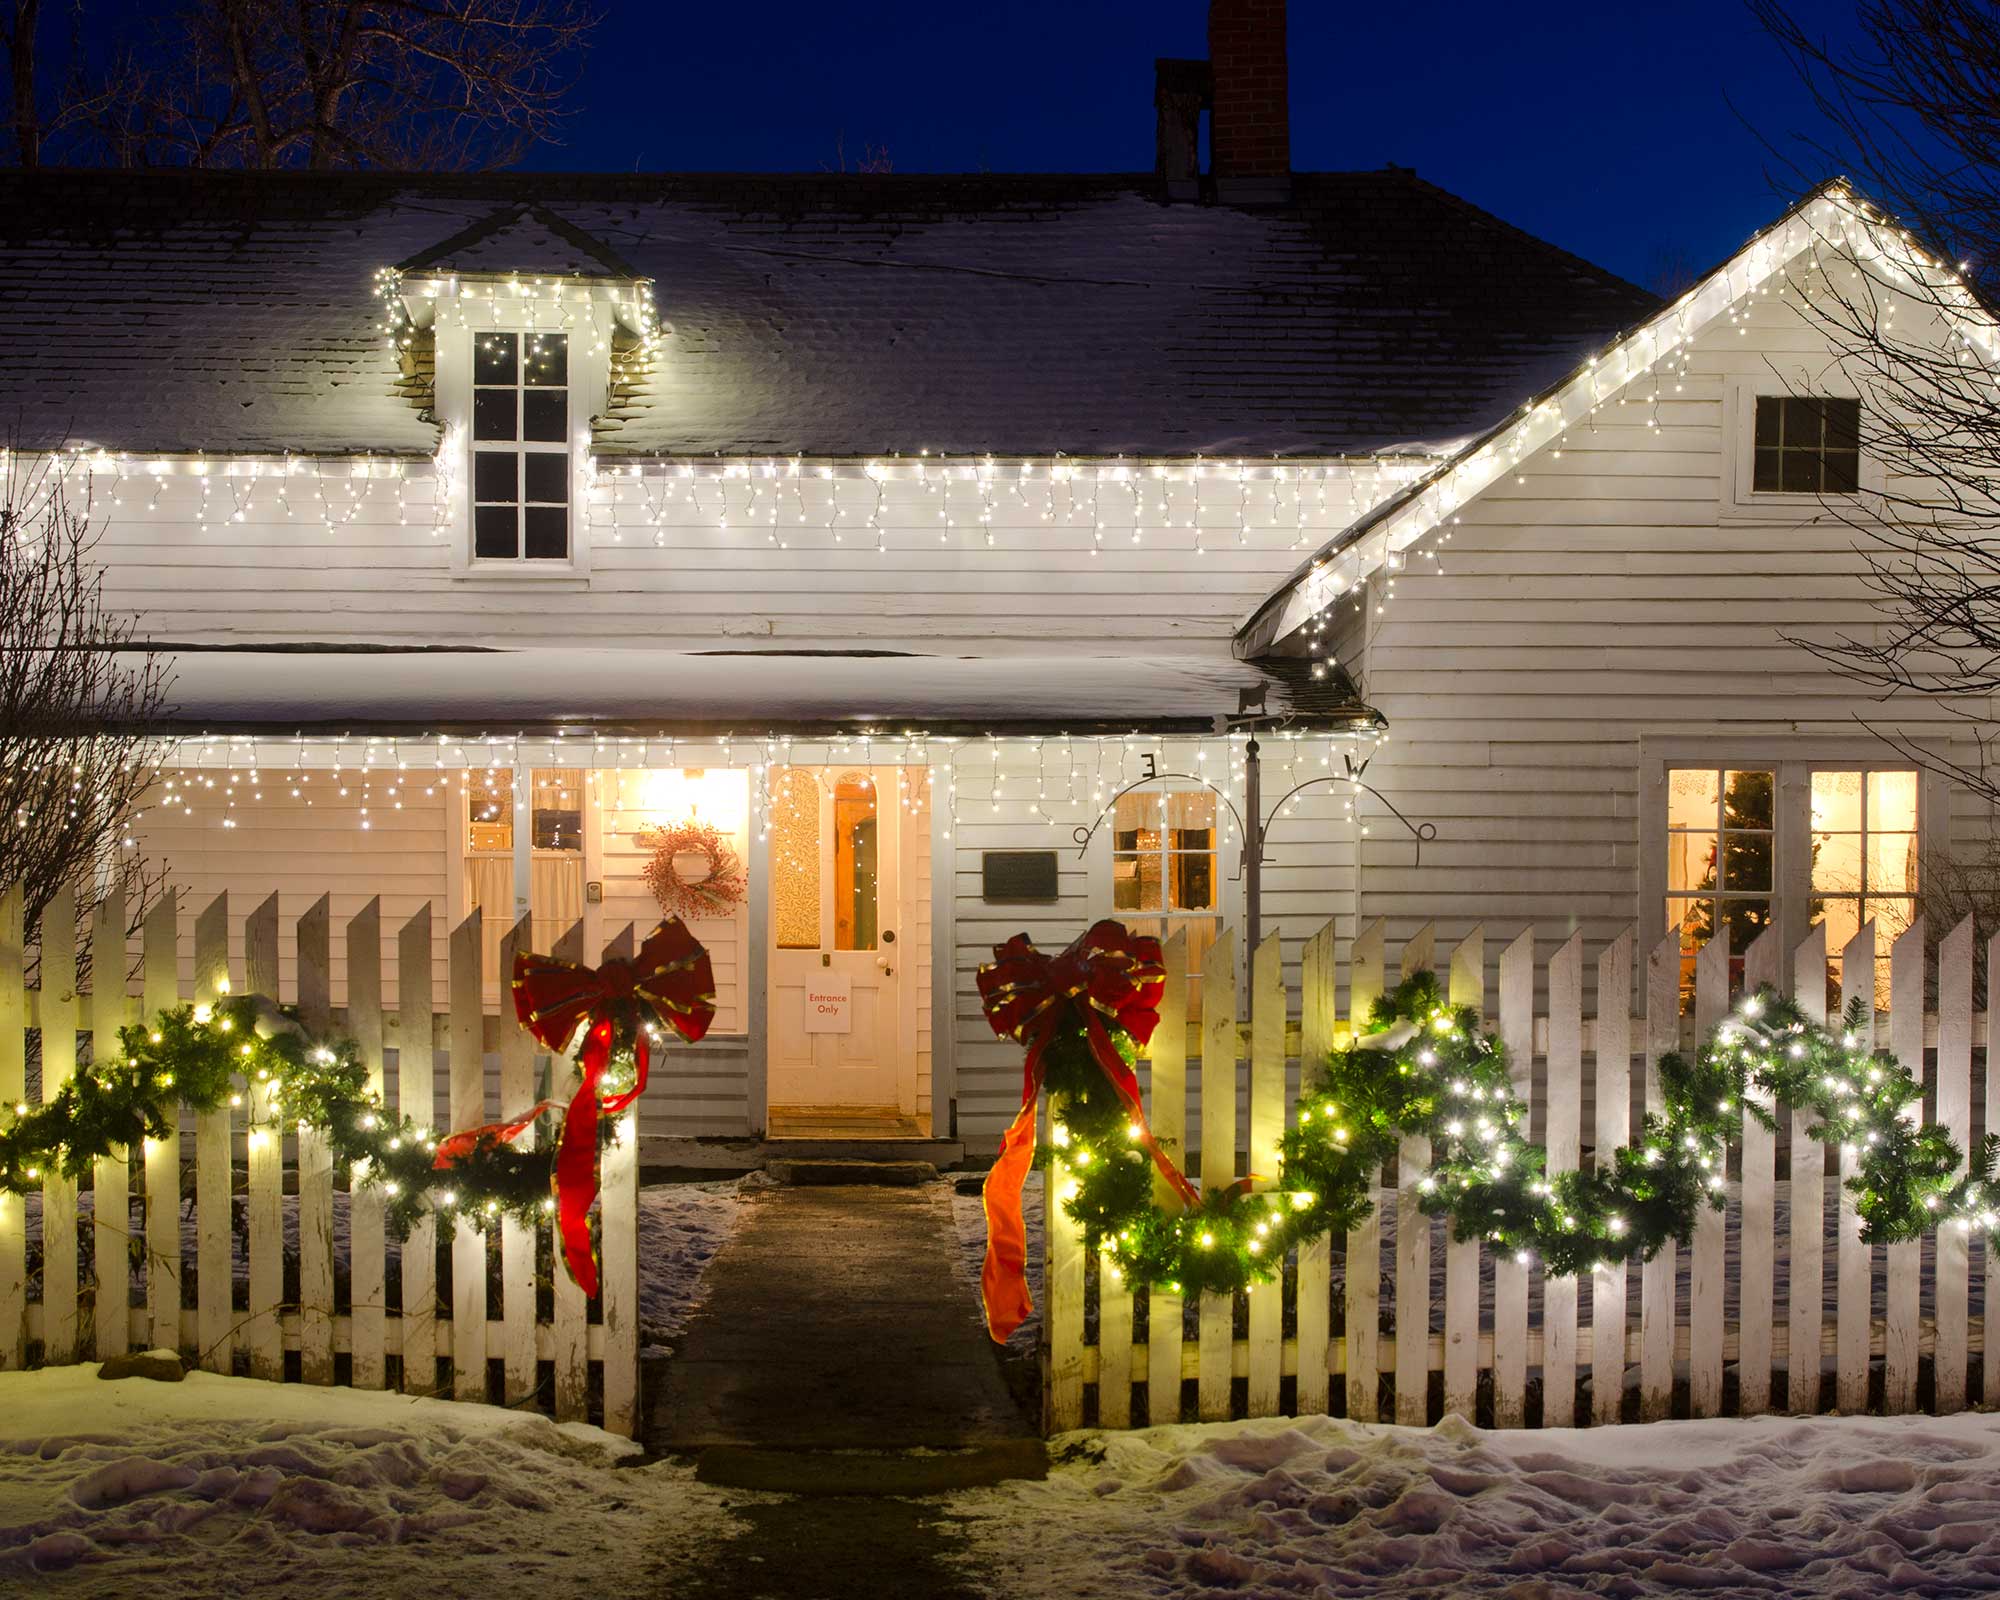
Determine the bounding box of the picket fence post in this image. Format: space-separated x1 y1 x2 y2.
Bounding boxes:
1145 928 1189 1426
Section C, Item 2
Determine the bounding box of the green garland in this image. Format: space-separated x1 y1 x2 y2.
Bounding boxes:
1044 971 2000 1295
0 994 631 1238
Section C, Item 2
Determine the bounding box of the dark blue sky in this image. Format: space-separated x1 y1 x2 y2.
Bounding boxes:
522 0 1861 292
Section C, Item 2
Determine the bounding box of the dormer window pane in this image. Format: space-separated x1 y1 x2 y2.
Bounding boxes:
522 389 567 442
473 451 518 502
473 389 516 441
523 453 568 504
470 328 569 562
474 332 518 385
525 333 567 386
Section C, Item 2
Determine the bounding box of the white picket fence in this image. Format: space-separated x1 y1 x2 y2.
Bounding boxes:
1044 913 1995 1432
0 883 641 1436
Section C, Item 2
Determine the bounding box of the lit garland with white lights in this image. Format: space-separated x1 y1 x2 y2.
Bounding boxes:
0 991 619 1237
1042 973 1999 1297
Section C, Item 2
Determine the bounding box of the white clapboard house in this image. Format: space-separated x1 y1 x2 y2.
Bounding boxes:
6 1 1971 1163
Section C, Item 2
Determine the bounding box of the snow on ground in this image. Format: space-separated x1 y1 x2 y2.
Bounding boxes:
0 1365 743 1599
637 1179 749 1346
950 1408 2000 1599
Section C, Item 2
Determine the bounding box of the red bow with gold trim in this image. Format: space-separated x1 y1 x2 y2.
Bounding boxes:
975 920 1200 1343
436 919 714 1297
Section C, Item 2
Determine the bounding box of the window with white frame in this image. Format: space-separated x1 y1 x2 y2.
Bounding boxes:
1112 787 1221 1018
471 331 570 560
1662 762 1917 1010
1751 396 1860 494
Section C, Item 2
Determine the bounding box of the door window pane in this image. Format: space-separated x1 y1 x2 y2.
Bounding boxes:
531 769 582 851
771 768 821 950
832 773 879 951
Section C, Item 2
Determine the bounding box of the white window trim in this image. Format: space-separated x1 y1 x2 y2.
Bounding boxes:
1637 736 1947 972
436 318 596 582
1084 777 1242 955
1719 372 1884 525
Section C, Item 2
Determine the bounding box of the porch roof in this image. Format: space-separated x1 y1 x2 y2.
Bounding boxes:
147 647 1381 739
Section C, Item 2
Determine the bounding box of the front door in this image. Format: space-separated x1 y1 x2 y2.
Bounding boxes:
767 766 909 1116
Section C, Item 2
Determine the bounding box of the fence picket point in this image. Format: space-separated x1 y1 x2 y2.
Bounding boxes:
1836 921 1875 1414
1884 917 1925 1414
1146 930 1189 1426
1444 926 1485 1422
1543 932 1583 1428
0 886 24 1369
193 895 232 1375
1345 921 1384 1423
1738 926 1781 1417
1590 930 1633 1426
1935 918 1974 1415
1294 922 1335 1420
347 899 387 1391
398 905 438 1397
1395 924 1436 1427
1787 922 1828 1415
90 891 130 1362
1197 931 1236 1422
1493 928 1533 1428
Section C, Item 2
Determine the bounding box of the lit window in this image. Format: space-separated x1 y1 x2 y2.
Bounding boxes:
1665 768 1773 1007
472 331 570 560
1112 788 1220 1017
1752 396 1860 494
1811 769 1917 1006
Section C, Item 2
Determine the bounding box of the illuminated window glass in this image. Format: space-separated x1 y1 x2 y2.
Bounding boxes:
471 330 570 560
1811 768 1918 1008
1664 768 1773 1009
770 768 821 950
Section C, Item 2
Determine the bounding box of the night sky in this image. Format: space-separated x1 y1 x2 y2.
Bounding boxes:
516 0 1863 293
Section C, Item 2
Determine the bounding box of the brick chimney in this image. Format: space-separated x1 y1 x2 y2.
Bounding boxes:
1207 0 1290 202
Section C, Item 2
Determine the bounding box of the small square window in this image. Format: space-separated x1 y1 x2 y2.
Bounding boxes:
523 453 568 504
1752 396 1861 495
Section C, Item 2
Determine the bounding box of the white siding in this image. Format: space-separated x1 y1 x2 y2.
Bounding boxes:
1340 286 1990 1004
92 460 1417 655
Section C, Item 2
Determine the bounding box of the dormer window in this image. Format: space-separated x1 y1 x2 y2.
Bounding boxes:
472 331 570 560
1752 396 1860 494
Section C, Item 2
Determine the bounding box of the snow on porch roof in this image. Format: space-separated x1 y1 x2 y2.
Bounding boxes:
149 648 1382 739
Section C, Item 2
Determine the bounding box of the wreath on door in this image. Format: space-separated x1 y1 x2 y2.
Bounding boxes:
640 819 747 922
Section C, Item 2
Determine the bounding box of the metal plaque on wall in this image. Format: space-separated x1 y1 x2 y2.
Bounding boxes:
982 850 1060 903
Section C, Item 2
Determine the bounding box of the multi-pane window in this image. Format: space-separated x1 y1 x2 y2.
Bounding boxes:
1113 789 1220 1019
1663 764 1918 1010
1666 768 1774 1002
1810 769 1918 1006
1113 790 1217 918
1752 396 1860 494
472 331 570 560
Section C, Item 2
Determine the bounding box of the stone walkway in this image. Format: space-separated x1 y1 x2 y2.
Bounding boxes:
648 1181 1044 1494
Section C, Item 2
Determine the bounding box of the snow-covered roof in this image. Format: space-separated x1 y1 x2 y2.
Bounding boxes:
145 648 1379 737
0 169 1654 459
1234 181 1919 656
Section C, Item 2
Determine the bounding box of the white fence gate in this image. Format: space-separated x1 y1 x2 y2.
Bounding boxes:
0 883 641 1437
1045 914 1994 1433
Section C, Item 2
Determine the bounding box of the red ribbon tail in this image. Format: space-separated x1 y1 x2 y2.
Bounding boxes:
432 1101 565 1169
555 1019 613 1296
1082 1010 1201 1210
980 1096 1039 1345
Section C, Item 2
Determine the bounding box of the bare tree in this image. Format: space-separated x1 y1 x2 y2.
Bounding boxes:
1752 1 2000 805
0 454 171 955
9 0 599 170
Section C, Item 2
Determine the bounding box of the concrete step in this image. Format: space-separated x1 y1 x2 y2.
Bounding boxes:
766 1158 938 1186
